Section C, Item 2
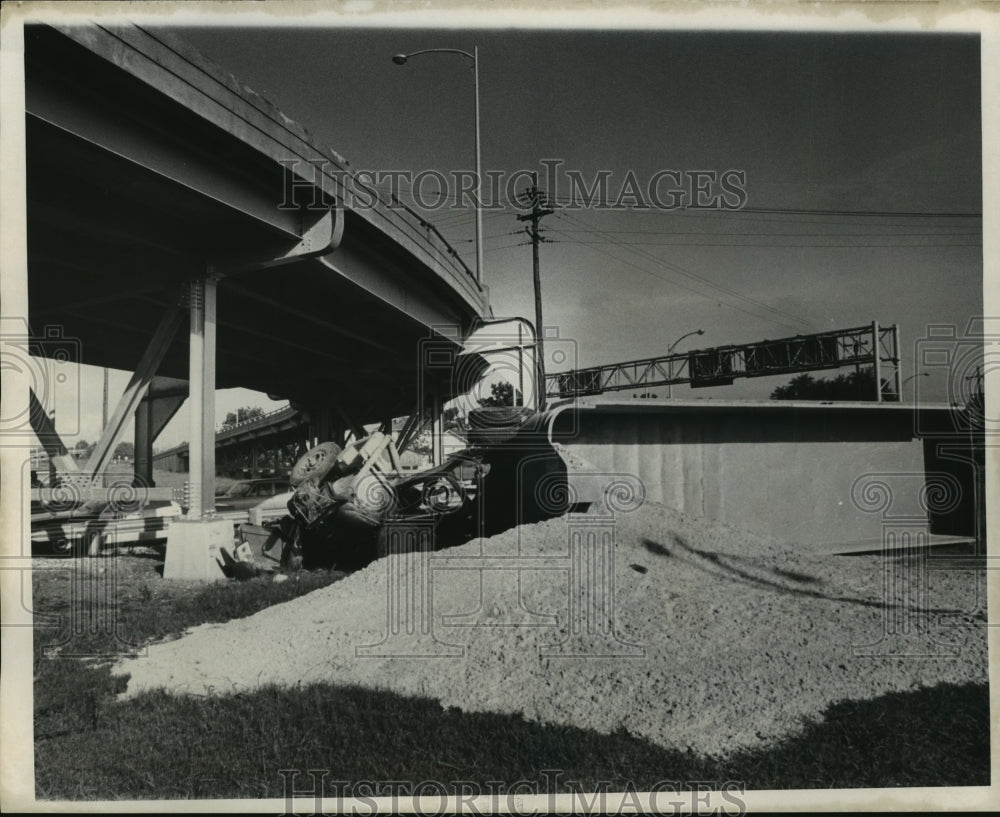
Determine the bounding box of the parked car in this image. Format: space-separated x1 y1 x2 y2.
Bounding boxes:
215 477 291 513
247 488 297 527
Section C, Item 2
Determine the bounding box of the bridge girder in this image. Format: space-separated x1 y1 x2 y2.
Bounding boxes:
24 22 491 433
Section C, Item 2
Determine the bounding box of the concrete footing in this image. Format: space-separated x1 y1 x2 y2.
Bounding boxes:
163 518 233 581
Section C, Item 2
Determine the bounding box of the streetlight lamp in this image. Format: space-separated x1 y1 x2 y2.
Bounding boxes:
666 328 705 399
392 48 483 285
901 371 929 402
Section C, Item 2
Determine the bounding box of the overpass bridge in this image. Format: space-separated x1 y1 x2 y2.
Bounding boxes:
15 21 492 528
153 405 308 477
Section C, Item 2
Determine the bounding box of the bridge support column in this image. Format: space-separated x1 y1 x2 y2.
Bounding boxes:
134 377 187 488
165 276 226 581
306 404 346 448
83 302 184 480
134 399 154 487
27 389 80 477
431 387 443 466
186 276 218 517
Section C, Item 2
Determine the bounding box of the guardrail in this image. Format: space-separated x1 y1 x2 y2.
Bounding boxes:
215 404 299 436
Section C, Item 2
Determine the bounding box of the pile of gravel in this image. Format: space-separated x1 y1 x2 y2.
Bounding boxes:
113 502 986 759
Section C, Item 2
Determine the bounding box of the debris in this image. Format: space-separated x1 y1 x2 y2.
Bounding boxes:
232 541 255 564
216 542 263 581
271 417 568 572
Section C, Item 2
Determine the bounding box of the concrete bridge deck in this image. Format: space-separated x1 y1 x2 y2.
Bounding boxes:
24 22 489 421
10 20 495 544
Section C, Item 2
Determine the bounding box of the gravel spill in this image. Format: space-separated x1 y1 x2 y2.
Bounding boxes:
112 502 987 759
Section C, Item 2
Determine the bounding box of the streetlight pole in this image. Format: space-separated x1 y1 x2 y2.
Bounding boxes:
472 46 483 286
665 328 705 399
392 47 483 285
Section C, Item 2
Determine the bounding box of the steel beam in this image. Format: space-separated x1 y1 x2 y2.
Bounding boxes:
873 320 882 402
134 398 155 488
328 399 367 441
148 375 190 401
548 323 899 399
396 407 432 454
892 324 902 399
25 82 305 240
134 377 187 487
27 389 79 474
431 387 443 467
222 281 398 355
187 276 218 519
212 206 344 276
30 280 174 318
84 300 185 477
305 405 338 447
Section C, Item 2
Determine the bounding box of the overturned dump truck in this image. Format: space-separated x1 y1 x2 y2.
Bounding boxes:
264 406 569 572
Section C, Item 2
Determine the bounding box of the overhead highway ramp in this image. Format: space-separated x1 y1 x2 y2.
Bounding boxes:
17 22 491 565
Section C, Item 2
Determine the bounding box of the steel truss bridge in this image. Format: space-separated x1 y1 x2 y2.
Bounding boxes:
546 322 901 401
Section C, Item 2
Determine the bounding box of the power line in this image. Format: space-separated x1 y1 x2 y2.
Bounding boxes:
555 210 811 331
325 166 984 221
553 227 981 238
538 196 981 219
547 224 807 334
597 207 983 227
558 238 981 249
735 206 981 219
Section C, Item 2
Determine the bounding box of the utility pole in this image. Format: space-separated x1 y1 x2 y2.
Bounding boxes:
102 367 109 429
517 173 554 411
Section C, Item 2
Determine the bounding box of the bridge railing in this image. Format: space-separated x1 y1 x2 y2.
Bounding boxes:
153 405 301 463
339 171 482 295
215 405 297 437
58 24 486 314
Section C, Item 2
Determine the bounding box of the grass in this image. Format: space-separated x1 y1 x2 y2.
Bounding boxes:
32 557 344 658
31 555 991 800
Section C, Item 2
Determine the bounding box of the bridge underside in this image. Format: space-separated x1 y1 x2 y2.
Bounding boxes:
28 218 468 421
25 23 488 423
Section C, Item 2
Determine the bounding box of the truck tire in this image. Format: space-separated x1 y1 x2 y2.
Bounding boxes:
290 442 343 487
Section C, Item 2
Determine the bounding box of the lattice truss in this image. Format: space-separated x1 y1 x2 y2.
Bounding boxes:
547 323 900 399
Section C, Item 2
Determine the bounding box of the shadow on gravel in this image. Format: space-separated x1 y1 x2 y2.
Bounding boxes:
770 566 822 584
641 536 963 616
35 677 988 799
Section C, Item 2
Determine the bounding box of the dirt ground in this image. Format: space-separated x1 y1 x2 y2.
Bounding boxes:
108 502 988 760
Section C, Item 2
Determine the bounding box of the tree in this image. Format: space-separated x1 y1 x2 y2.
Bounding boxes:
770 366 897 401
407 430 433 458
113 441 135 460
478 380 515 407
222 405 266 429
73 439 93 461
442 406 460 430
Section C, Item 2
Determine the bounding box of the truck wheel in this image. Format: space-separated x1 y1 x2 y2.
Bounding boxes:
290 442 343 487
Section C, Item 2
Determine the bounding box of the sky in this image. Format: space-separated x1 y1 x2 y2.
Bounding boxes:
44 15 986 448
